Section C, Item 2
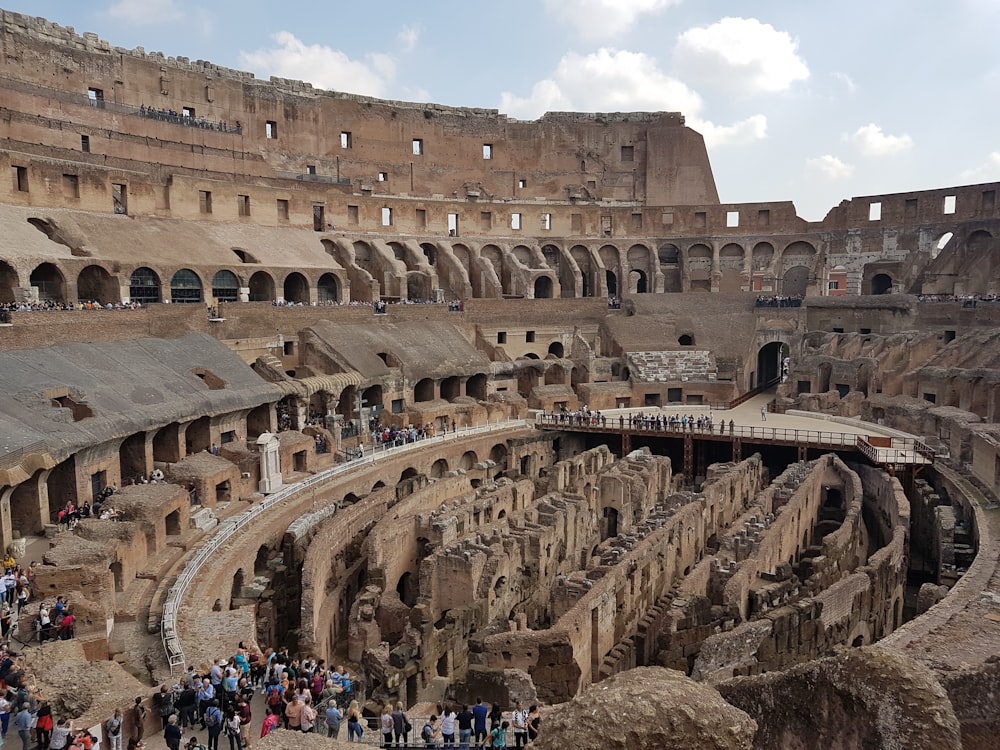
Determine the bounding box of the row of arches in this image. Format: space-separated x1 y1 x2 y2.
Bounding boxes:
0 260 344 306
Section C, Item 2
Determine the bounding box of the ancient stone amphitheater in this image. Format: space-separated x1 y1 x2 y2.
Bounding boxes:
0 9 998 749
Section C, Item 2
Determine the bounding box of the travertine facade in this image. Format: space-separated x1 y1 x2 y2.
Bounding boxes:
0 9 999 750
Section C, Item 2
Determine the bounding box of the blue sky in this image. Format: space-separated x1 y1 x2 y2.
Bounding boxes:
6 0 1000 220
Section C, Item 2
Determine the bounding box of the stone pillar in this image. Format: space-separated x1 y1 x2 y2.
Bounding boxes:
0 488 12 555
239 286 250 303
256 433 283 494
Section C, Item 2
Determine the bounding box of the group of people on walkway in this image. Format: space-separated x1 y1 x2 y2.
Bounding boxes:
373 697 540 748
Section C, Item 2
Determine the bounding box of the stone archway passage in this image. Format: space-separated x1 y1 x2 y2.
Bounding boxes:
757 341 785 387
872 273 893 294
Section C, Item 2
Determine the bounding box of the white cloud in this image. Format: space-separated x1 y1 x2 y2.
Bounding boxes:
499 48 766 148
544 0 681 40
693 114 768 148
806 155 854 180
673 17 809 94
109 0 182 25
501 49 702 118
239 32 394 98
397 26 419 54
960 151 1000 181
852 124 913 156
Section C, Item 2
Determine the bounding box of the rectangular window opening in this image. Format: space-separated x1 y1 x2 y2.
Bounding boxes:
448 213 458 236
112 183 128 215
182 106 195 118
571 213 582 233
905 198 918 218
497 331 507 344
483 144 493 160
511 213 522 231
526 331 535 343
518 179 527 189
237 194 251 217
869 201 882 221
277 199 289 220
313 204 325 231
982 190 996 210
265 120 277 139
600 215 612 237
378 172 388 182
412 138 423 155
541 213 552 231
14 166 28 193
199 190 213 214
62 174 79 199
726 210 739 228
480 211 492 231
694 211 707 229
348 205 359 225
381 207 393 227
340 131 352 149
757 209 770 227
87 87 104 107
631 212 643 230
621 145 634 162
81 135 90 153
943 195 956 214
415 208 426 229
306 164 316 175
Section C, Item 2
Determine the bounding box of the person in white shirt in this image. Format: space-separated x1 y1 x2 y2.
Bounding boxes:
511 701 529 748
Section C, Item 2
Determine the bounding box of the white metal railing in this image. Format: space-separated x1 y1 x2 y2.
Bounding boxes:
160 419 528 668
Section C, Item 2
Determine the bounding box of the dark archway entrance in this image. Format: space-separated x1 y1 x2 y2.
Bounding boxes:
782 266 810 297
630 269 648 293
757 341 785 387
606 270 617 297
0 261 18 304
249 271 275 302
872 273 893 294
317 273 340 303
283 272 309 304
534 276 553 299
77 265 119 305
30 263 65 303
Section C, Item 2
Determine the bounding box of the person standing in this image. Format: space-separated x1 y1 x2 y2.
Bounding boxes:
48 718 72 750
163 714 182 750
324 699 342 740
34 698 53 749
526 706 540 744
510 702 528 748
106 708 125 750
760 406 766 421
132 696 147 744
456 704 474 750
472 699 488 748
12 704 31 750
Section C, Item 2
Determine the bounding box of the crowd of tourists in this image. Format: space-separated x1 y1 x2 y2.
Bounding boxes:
0 301 144 313
136 105 240 134
754 295 803 307
372 698 541 748
916 293 1000 306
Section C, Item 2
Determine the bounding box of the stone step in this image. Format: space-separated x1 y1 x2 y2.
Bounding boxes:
190 505 219 532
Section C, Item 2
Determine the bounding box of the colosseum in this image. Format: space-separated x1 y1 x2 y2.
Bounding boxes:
0 8 998 750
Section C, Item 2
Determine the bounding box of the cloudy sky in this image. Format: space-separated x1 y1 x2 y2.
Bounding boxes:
8 0 1000 220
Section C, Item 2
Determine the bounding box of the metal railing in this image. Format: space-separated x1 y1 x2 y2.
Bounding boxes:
160 419 528 669
0 440 49 471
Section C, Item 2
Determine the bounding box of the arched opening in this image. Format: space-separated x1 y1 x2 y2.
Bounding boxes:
317 272 340 303
466 373 487 400
119 432 147 483
414 378 435 402
254 545 269 575
361 385 383 414
399 467 419 483
283 272 309 304
678 334 694 346
231 569 245 609
782 266 810 297
606 270 618 297
211 270 240 302
601 507 619 540
534 276 553 299
0 260 18 304
871 273 893 294
548 342 565 358
185 416 211 455
247 404 271 438
396 572 418 607
77 265 118 305
30 262 66 303
248 271 275 302
430 458 449 478
629 269 648 294
490 444 508 473
441 376 461 401
11 473 47 536
757 341 785 387
152 423 181 463
460 451 478 470
129 267 161 304
170 269 202 304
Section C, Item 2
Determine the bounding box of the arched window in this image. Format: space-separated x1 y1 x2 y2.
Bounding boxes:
130 267 161 304
211 270 240 302
170 269 203 304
